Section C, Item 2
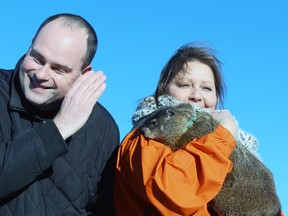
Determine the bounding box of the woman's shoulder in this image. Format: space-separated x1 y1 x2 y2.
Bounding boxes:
237 128 261 160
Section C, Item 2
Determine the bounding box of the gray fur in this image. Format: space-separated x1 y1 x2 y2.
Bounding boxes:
139 103 282 216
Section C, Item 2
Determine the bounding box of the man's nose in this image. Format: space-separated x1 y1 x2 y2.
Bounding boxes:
34 64 51 80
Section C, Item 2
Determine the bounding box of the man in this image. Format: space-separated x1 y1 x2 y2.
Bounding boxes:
0 13 119 215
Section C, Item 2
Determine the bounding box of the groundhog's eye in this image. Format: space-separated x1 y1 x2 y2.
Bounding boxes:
150 119 158 126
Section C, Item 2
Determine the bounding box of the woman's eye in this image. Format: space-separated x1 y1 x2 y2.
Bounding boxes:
177 83 192 88
203 86 212 91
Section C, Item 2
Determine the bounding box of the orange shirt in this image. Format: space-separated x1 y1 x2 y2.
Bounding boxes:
114 125 236 216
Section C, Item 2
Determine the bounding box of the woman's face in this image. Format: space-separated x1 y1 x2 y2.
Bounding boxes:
165 61 217 110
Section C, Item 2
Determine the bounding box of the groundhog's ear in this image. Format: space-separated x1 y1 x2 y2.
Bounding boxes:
166 109 175 117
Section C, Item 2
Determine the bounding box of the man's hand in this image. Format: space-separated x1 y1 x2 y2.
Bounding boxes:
53 71 106 140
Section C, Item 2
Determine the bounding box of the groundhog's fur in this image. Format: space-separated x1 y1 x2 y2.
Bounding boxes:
139 103 282 216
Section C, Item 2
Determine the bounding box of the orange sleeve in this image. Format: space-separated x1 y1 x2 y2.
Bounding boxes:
114 125 236 216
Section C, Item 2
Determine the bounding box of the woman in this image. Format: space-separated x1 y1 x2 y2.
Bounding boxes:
114 43 259 215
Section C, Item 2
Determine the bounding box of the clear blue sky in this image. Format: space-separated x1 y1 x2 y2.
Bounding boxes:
1 0 287 213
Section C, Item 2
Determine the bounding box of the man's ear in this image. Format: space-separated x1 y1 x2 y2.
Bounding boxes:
81 65 92 75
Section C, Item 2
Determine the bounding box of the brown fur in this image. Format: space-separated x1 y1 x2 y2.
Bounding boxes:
139 103 282 216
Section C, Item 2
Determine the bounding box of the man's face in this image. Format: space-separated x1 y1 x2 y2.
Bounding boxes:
19 21 88 110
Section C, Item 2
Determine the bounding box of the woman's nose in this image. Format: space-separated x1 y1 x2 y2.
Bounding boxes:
189 88 202 102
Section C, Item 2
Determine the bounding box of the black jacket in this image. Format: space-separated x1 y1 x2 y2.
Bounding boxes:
0 58 120 215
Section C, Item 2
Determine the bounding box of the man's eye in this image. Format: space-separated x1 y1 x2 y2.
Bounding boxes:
52 67 67 74
31 55 43 65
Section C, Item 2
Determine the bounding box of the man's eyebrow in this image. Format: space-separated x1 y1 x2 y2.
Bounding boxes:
30 48 73 72
29 48 43 58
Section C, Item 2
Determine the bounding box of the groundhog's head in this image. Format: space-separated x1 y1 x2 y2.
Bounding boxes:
139 103 201 147
139 102 219 151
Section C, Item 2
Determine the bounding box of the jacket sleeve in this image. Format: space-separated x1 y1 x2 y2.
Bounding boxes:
88 112 120 215
115 125 236 216
0 120 68 199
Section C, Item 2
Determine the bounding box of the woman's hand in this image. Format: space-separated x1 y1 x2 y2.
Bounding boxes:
211 110 238 139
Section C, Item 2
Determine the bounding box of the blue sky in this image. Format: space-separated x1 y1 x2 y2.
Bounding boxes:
1 0 287 213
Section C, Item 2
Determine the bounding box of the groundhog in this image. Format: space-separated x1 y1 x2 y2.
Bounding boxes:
139 103 282 216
